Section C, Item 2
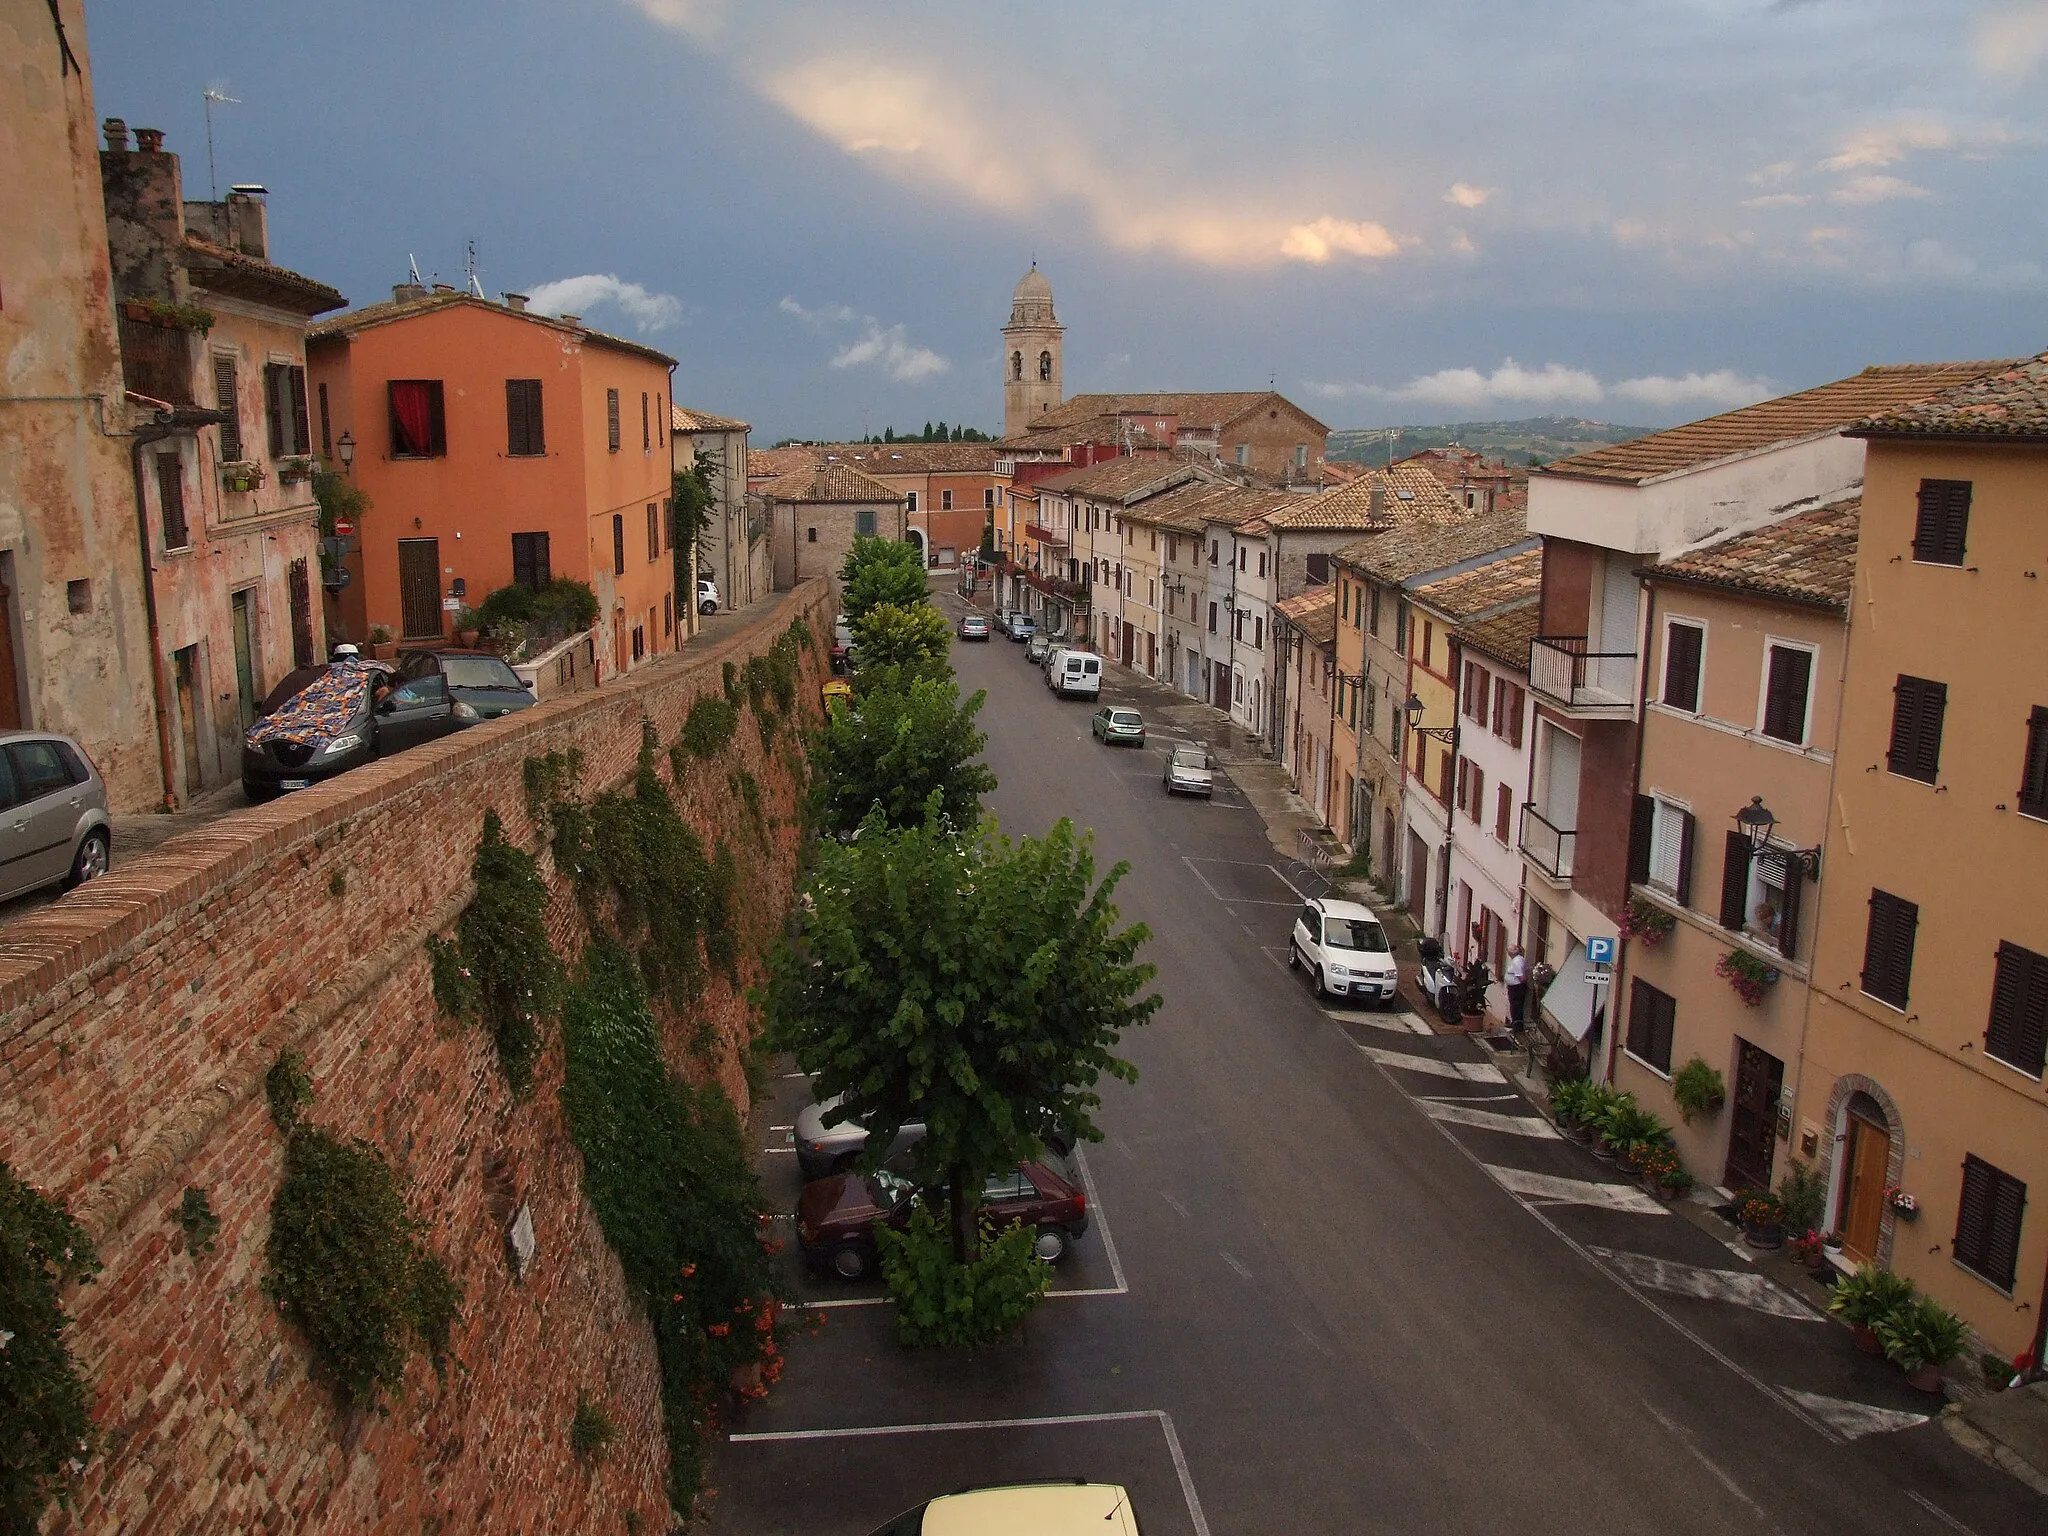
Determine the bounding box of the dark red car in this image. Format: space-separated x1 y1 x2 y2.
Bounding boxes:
798 1155 1088 1280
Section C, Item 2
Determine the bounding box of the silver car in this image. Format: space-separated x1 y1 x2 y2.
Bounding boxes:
0 731 111 902
793 1094 926 1180
1163 742 1215 797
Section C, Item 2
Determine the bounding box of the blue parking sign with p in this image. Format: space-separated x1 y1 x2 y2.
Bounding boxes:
1586 935 1617 966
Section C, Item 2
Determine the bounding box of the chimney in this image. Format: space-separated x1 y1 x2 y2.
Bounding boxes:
559 313 582 326
431 282 456 295
1369 482 1385 520
393 282 428 302
503 292 529 312
103 117 130 152
133 126 165 153
225 187 268 260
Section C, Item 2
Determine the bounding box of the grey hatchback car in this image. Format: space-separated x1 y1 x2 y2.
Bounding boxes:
0 732 111 902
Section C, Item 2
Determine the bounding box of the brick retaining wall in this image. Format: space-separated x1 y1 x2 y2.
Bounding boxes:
0 582 831 1534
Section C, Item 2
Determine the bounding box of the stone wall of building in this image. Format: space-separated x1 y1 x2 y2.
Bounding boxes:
0 581 830 1533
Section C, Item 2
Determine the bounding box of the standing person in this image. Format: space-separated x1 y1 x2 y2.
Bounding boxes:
1504 944 1529 1032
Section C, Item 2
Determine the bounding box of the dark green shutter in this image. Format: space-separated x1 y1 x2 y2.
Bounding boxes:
1674 812 1696 908
1629 794 1655 885
1719 832 1750 930
1775 854 1802 961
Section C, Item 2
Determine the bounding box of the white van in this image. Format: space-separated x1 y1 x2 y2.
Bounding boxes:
1049 649 1102 698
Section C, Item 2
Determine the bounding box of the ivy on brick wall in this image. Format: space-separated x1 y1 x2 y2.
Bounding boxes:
676 693 739 763
0 1162 101 1531
434 809 566 1094
559 938 795 1513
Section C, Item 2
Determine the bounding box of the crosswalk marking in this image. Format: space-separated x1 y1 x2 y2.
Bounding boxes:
1421 1100 1558 1138
1326 1008 1433 1036
1588 1246 1823 1321
1484 1165 1670 1214
1779 1388 1929 1439
1361 1046 1506 1083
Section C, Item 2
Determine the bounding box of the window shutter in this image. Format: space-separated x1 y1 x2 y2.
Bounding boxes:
1955 1159 1993 1277
1913 479 1971 566
1719 832 1750 930
1762 646 1811 742
1775 854 1802 960
428 382 446 455
607 389 621 451
1956 1155 2026 1290
1675 812 1696 908
1861 890 1918 1006
1887 676 1946 783
1469 764 1484 825
2019 706 2048 819
1986 942 2048 1077
264 362 285 458
1628 794 1655 885
215 355 242 459
289 366 310 455
1986 1174 2026 1290
1663 623 1702 711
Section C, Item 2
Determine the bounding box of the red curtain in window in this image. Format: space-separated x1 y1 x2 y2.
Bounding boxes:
391 381 432 455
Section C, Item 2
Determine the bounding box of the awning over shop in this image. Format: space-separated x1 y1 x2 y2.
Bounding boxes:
1540 939 1603 1040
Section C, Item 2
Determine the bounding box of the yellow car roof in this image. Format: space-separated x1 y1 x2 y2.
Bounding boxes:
921 1483 1138 1536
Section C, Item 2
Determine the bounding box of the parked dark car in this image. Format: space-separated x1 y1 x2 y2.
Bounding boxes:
394 648 537 721
798 1153 1088 1279
241 659 481 800
0 731 111 901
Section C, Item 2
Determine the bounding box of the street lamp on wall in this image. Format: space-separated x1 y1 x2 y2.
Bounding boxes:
1734 795 1822 879
1403 693 1456 743
336 430 356 472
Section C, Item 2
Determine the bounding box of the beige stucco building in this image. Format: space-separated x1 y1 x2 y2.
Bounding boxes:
673 405 761 624
762 461 907 603
1795 357 2048 1358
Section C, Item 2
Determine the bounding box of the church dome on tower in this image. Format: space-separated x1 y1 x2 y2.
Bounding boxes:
1009 263 1057 328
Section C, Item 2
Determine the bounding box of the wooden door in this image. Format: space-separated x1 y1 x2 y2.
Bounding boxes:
1121 623 1134 666
398 538 443 639
1838 1112 1891 1261
1723 1039 1783 1193
230 590 258 730
173 646 204 801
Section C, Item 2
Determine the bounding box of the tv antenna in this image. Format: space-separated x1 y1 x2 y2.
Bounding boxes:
202 88 240 200
466 240 486 298
409 253 423 286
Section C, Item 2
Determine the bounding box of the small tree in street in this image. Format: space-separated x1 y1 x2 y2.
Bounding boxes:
848 601 951 679
811 677 995 835
768 804 1160 1264
672 449 718 606
840 536 928 623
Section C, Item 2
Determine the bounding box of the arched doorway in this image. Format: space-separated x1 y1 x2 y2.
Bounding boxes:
1835 1090 1894 1263
905 527 928 566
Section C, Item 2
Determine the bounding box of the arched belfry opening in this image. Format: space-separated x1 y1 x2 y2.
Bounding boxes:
1001 262 1064 437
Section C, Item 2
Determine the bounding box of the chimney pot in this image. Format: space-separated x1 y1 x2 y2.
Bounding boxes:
431 282 456 294
103 117 130 152
503 292 528 312
1369 482 1386 519
559 314 582 326
134 127 165 153
393 282 428 303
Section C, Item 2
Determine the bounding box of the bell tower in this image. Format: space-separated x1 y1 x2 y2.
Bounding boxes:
1002 263 1063 437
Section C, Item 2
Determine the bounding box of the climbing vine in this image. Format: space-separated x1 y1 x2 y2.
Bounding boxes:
435 808 565 1093
0 1162 101 1531
677 693 739 761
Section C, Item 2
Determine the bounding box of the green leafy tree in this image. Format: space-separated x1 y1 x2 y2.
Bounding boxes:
768 806 1160 1261
839 536 929 623
811 676 995 834
849 601 950 679
672 448 719 602
0 1163 101 1529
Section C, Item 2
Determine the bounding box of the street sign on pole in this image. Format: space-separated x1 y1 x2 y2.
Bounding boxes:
332 517 356 538
1585 971 1611 986
1585 935 1617 966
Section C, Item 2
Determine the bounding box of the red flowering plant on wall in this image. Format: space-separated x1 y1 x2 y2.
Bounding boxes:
1716 949 1780 1006
1620 896 1676 947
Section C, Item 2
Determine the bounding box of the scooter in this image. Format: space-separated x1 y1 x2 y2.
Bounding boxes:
1416 937 1462 1026
1455 956 1492 1022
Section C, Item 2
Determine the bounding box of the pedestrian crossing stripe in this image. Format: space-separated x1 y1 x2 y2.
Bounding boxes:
1587 1246 1823 1322
1359 1046 1507 1083
1420 1100 1559 1138
1778 1388 1928 1439
1483 1165 1669 1214
1326 1008 1432 1036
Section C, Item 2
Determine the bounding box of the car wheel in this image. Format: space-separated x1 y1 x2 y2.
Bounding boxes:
1033 1225 1071 1264
830 1243 870 1281
1286 942 1300 970
67 828 110 888
700 600 716 615
1313 967 1330 1000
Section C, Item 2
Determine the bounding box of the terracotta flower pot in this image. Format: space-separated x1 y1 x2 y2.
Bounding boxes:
1853 1324 1884 1355
1743 1221 1784 1250
1906 1362 1945 1393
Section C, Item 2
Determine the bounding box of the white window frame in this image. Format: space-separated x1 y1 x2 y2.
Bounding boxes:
906 491 919 513
1661 614 1707 714
1755 636 1819 747
1646 795 1690 897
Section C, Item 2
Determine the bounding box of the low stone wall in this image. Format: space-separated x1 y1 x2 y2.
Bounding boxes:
0 581 830 1534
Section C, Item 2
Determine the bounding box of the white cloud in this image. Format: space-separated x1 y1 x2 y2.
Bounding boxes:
1444 182 1495 208
1830 173 1931 205
1740 192 1810 208
1974 2 2048 82
780 296 949 382
633 0 727 41
1823 115 2016 170
1904 239 1978 280
1611 370 1773 410
778 296 857 326
1306 360 1771 417
1278 217 1402 263
524 273 683 332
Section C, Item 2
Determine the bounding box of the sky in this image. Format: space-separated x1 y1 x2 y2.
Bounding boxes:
84 1 2048 443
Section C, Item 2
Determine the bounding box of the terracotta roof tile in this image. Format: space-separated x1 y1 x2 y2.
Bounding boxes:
1027 389 1330 436
1411 547 1543 620
673 405 750 433
1276 587 1338 647
1850 350 2048 441
1335 508 1532 585
1538 361 2015 484
747 446 821 480
1642 498 1861 613
182 235 345 315
819 442 1001 474
1267 461 1467 531
1039 456 1203 501
759 460 902 504
308 291 677 367
1457 600 1542 672
1139 483 1297 532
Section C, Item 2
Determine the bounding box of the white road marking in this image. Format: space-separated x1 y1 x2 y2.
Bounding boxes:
728 1408 1213 1536
1779 1388 1930 1440
1219 1250 1253 1280
1360 1046 1506 1083
1325 1008 1433 1036
1484 1166 1670 1214
769 1124 794 1131
1420 1100 1559 1138
1179 855 1300 906
1642 1399 1779 1528
762 1146 796 1155
1419 1091 1523 1103
1906 1489 1980 1536
780 1072 816 1080
1073 1145 1129 1296
1588 1247 1824 1321
1160 1190 1190 1218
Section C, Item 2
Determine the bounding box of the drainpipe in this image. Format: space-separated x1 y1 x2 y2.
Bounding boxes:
1604 574 1658 1087
129 404 225 811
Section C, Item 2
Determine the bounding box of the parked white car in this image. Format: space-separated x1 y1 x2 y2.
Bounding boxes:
1047 649 1102 698
1288 897 1399 1005
697 577 719 614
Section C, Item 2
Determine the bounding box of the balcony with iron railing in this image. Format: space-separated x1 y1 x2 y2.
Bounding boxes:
1528 635 1636 718
1518 804 1576 883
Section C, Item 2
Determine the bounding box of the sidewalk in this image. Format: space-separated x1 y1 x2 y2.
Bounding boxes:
1948 1382 2048 1497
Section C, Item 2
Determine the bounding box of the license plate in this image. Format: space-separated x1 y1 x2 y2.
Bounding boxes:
279 778 310 791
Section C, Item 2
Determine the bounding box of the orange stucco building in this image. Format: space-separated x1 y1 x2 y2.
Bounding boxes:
308 289 678 676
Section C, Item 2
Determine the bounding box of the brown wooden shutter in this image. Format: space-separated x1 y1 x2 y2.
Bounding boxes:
289 366 310 454
1956 1155 2026 1289
1628 794 1656 885
1913 479 1971 565
1762 646 1812 742
319 380 332 458
1775 854 1802 960
1675 812 1696 908
264 362 286 458
1663 623 1702 711
155 452 188 549
1986 941 2048 1076
1887 675 1946 783
1861 890 1918 1006
215 355 242 459
428 382 446 455
2020 707 2048 818
1719 832 1750 930
608 389 621 451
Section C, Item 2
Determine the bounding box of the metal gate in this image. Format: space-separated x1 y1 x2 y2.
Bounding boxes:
1723 1039 1783 1193
287 557 315 666
398 538 443 639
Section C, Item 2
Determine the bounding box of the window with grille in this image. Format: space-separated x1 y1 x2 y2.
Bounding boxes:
506 379 545 456
942 489 953 511
511 532 551 591
607 389 621 452
1663 620 1704 712
156 452 189 550
1953 1155 2025 1291
1625 978 1677 1073
1985 941 2048 1077
856 509 877 537
1860 889 1918 1007
1887 675 1947 784
2018 707 2048 820
1912 479 1970 566
1760 643 1813 744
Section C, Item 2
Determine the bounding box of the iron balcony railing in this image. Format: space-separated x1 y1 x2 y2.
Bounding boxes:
1519 804 1577 881
1529 635 1637 711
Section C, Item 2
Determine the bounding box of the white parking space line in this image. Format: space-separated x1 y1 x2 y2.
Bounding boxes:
1777 1389 1929 1441
1419 1100 1559 1138
1161 1191 1191 1218
1179 856 1302 906
1588 1246 1824 1321
1326 1008 1434 1036
730 1408 1212 1536
1219 1250 1253 1280
1359 1046 1506 1083
1484 1166 1670 1214
1906 1489 1981 1536
1640 1399 1774 1526
770 1124 793 1131
763 1147 796 1154
1073 1144 1129 1296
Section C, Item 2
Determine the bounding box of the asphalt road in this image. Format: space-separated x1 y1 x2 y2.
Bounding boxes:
709 610 2040 1536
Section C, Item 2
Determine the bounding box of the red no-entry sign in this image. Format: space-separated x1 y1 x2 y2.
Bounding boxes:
332 518 356 538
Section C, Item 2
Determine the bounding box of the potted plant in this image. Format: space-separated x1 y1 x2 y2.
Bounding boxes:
1660 1160 1696 1201
1669 1056 1726 1124
1566 1082 1613 1145
1715 949 1780 1006
277 455 316 484
1876 1295 1969 1393
1821 1230 1845 1255
1547 1076 1590 1131
1885 1186 1919 1222
1620 895 1677 947
1827 1264 1916 1354
220 460 266 494
1594 1098 1664 1163
1637 1145 1686 1200
1788 1229 1828 1273
367 623 396 660
1739 1189 1786 1248
1777 1159 1828 1238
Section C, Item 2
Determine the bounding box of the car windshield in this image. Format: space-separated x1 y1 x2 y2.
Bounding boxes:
440 656 525 690
1110 710 1141 726
1324 916 1390 952
1170 745 1208 768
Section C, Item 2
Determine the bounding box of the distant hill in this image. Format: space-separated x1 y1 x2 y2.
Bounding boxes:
1329 416 1652 468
